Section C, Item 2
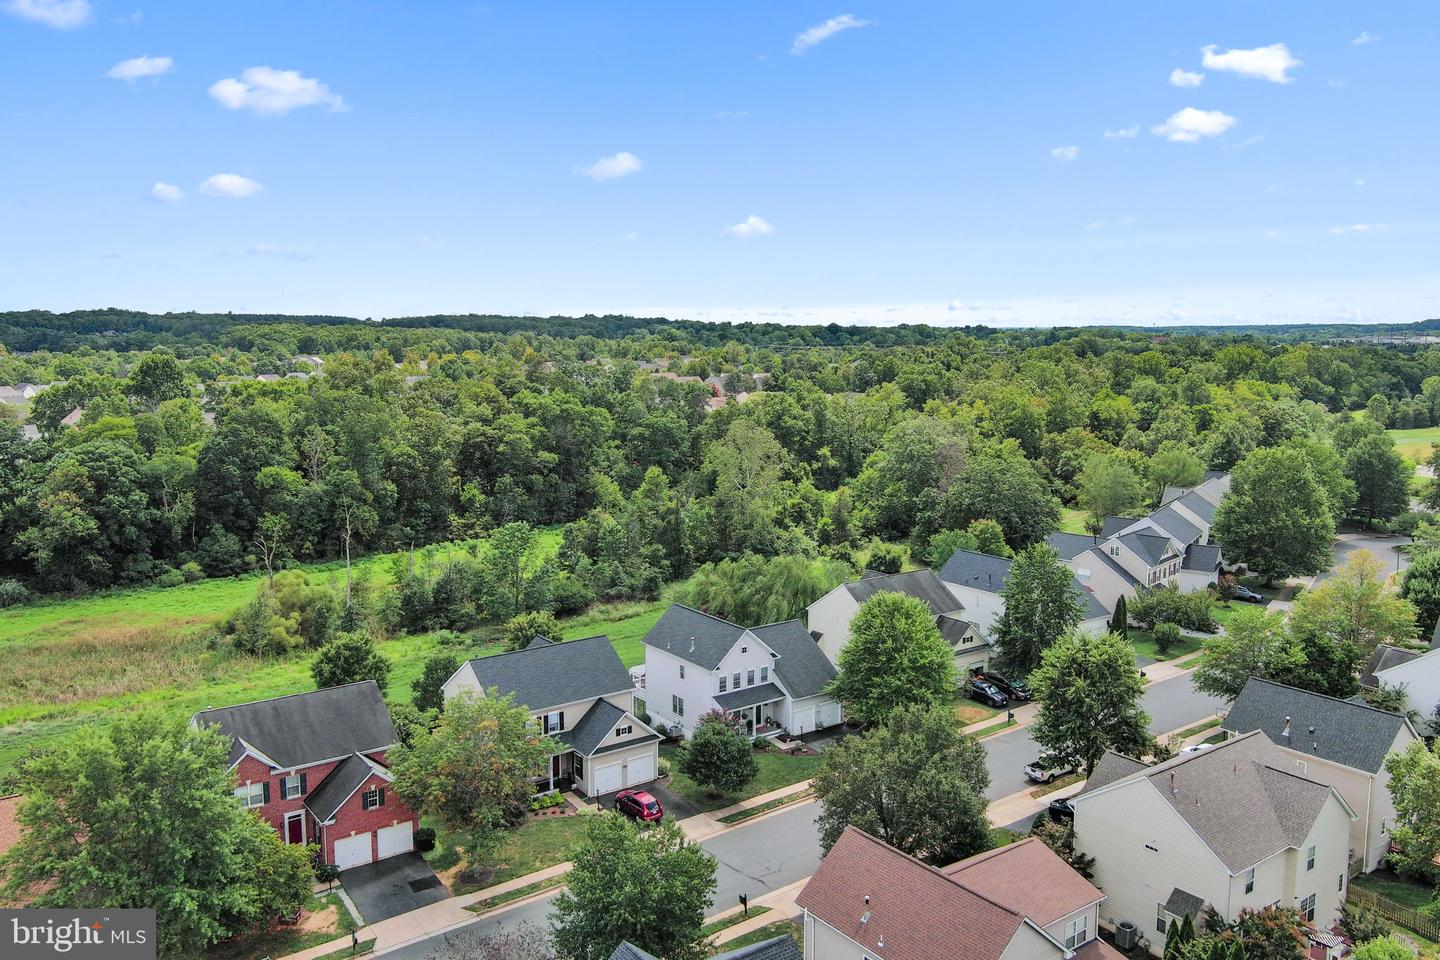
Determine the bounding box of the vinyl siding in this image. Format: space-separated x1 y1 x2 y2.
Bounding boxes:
642 644 719 737
1069 548 1136 614
806 588 861 664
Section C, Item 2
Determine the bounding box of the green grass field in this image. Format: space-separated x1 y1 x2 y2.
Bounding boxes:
1389 426 1440 463
0 527 678 780
659 744 822 813
1058 508 1090 535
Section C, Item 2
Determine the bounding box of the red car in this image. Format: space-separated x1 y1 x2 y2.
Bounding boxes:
614 789 663 823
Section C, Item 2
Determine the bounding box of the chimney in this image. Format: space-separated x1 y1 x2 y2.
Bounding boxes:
1170 772 1177 795
1280 716 1292 743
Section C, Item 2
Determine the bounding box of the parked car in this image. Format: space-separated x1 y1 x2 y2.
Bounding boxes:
978 671 1031 701
1180 743 1215 754
614 789 663 823
1024 754 1079 784
1231 585 1265 603
1047 798 1075 823
967 678 1009 708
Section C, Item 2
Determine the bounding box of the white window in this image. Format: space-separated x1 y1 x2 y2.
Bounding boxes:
281 775 304 800
1306 845 1316 871
741 645 748 654
1296 760 1308 774
1244 867 1255 894
746 669 755 686
760 666 769 683
235 782 265 808
1076 567 1092 583
719 675 728 693
732 672 741 689
679 664 686 679
543 711 564 734
1156 903 1168 934
362 787 385 811
615 724 632 738
672 695 685 718
1065 915 1090 949
1299 893 1316 922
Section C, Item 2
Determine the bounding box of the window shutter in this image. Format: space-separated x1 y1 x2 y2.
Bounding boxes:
378 788 385 807
559 712 565 731
261 781 270 804
299 773 308 795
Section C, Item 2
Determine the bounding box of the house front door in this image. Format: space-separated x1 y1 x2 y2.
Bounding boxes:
284 812 304 845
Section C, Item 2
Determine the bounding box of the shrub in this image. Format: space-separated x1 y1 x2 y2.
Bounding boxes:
414 827 437 853
179 561 205 582
868 543 904 574
1153 622 1182 655
0 578 33 609
1130 585 1217 633
313 861 340 885
550 572 596 616
1340 903 1392 944
529 792 567 812
154 567 185 588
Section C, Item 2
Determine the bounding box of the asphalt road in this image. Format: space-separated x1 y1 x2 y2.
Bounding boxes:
381 672 1222 958
379 802 824 959
983 671 1225 800
1321 532 1410 582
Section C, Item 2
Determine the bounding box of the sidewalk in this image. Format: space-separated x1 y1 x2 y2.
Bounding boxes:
708 878 809 946
679 779 817 841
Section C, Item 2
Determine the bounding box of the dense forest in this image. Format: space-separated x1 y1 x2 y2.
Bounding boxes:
2 309 1438 620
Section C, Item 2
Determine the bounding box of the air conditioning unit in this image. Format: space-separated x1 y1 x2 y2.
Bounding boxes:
1115 921 1139 950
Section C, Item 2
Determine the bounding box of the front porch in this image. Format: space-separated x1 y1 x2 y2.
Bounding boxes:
533 751 576 795
714 684 787 739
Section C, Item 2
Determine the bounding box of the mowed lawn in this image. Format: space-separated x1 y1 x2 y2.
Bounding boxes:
0 527 687 778
1388 426 1440 463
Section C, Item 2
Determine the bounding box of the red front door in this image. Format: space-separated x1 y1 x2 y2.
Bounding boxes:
286 815 304 845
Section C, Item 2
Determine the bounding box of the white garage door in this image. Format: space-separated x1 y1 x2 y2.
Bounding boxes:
791 707 815 734
594 762 623 796
376 822 413 859
817 700 842 729
334 833 373 870
626 754 655 787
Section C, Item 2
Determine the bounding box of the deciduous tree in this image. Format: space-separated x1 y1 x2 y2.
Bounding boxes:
1212 448 1334 584
828 592 957 725
676 713 758 798
992 544 1086 676
1192 607 1301 702
1029 630 1151 773
311 632 392 691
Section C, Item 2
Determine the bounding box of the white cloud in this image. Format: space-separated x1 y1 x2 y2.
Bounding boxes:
1169 68 1204 87
249 243 312 261
1103 125 1139 140
577 151 643 180
1050 145 1079 162
3 0 90 28
147 181 183 203
1201 43 1302 83
107 55 174 81
209 66 345 115
1353 31 1380 46
199 173 262 198
1152 107 1238 143
791 14 869 55
725 214 774 238
1329 223 1386 235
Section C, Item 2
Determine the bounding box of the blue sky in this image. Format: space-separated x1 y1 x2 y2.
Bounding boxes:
1 1 1436 326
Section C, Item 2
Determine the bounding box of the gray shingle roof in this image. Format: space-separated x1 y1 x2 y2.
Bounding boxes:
938 613 981 649
1361 644 1423 689
644 604 745 670
1177 491 1217 524
1182 543 1222 572
194 681 398 770
843 569 960 614
464 635 633 713
1075 731 1345 873
1164 888 1207 919
608 943 662 960
714 682 786 711
1045 532 1104 561
305 753 382 822
750 620 838 698
1150 505 1202 546
711 936 802 960
1076 750 1148 796
1222 678 1411 773
938 548 1014 593
1160 485 1187 506
1119 531 1174 567
560 698 658 757
1102 515 1139 538
525 635 555 650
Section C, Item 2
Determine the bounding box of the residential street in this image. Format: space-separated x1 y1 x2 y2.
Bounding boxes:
377 669 1222 957
1321 531 1411 582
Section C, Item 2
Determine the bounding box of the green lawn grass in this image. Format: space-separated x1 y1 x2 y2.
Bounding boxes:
1388 426 1440 463
432 813 591 896
659 744 822 813
204 893 356 960
1127 629 1201 662
1059 508 1090 535
560 600 665 668
1352 870 1435 910
720 918 804 952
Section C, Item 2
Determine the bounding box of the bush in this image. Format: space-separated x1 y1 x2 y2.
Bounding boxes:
414 827 437 853
179 561 205 582
0 578 33 609
529 792 567 812
1130 585 1217 633
154 567 185 588
657 756 672 778
1153 622 1182 655
1340 903 1392 944
868 543 904 574
313 861 340 884
550 572 596 616
499 611 563 652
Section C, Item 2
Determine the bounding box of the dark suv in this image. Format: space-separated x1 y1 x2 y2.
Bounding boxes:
966 678 1009 708
978 671 1031 701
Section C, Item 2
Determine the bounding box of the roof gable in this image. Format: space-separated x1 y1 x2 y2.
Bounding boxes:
749 619 838 698
939 837 1104 926
1223 678 1412 773
643 604 745 669
463 634 633 713
1149 505 1202 546
1118 531 1176 567
194 681 398 771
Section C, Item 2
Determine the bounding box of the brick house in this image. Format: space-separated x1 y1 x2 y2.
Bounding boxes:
192 681 419 870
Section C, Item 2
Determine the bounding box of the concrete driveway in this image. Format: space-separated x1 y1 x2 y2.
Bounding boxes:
619 778 701 822
341 852 451 924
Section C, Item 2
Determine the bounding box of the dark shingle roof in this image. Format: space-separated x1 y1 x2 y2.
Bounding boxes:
1361 644 1423 689
608 943 662 960
1102 515 1139 538
1164 888 1207 919
561 698 657 757
194 681 398 770
714 682 786 711
1119 531 1174 567
843 569 960 614
464 635 633 713
1222 677 1411 773
938 549 1013 593
1045 531 1104 560
938 613 982 648
643 604 744 670
711 936 802 960
1183 543 1222 572
1150 505 1201 545
1177 491 1217 524
750 620 838 698
305 753 384 822
525 635 555 650
1076 750 1148 796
